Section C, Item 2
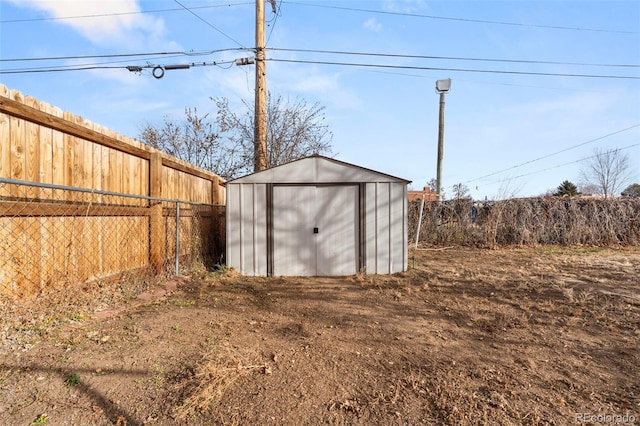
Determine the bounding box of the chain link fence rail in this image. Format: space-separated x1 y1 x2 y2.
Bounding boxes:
0 177 225 300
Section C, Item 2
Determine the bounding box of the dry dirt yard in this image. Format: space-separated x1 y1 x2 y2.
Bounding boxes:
1 247 639 426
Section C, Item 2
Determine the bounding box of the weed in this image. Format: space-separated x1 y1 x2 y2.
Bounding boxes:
172 324 181 332
170 299 196 308
30 414 49 425
65 373 80 387
576 289 595 304
68 313 84 322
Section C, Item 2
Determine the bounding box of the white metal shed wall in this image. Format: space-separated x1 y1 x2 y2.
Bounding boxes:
364 182 408 274
226 182 268 276
226 156 409 276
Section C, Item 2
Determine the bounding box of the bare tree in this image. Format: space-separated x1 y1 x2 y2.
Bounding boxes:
139 94 333 180
214 93 333 177
451 183 470 200
494 177 524 201
579 148 633 198
139 107 244 180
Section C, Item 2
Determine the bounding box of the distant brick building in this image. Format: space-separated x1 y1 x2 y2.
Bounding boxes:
408 186 438 202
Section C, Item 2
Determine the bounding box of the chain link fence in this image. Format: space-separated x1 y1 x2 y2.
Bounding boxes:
0 177 225 301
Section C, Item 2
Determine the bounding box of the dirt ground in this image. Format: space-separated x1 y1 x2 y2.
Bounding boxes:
1 247 639 426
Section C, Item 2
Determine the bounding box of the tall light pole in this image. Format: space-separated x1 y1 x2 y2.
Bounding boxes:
435 78 451 203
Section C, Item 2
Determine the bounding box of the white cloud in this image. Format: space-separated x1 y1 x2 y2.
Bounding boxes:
9 0 167 49
363 18 382 32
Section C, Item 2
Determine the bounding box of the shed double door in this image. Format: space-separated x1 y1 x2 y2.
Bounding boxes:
273 185 359 276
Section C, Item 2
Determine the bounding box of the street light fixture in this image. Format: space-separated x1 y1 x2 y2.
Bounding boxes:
435 78 451 203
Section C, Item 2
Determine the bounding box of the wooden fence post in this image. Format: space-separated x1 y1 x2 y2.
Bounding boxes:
149 153 165 273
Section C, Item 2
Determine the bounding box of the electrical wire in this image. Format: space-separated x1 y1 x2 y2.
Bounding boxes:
266 0 283 47
283 1 639 35
0 48 245 63
6 55 639 79
475 143 640 188
456 125 640 187
267 58 640 80
0 52 211 73
267 48 640 68
0 59 237 75
173 0 245 48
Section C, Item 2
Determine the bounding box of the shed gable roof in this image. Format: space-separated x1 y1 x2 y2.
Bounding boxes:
227 155 411 184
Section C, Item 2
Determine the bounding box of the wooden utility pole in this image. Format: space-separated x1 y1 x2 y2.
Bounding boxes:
254 0 267 172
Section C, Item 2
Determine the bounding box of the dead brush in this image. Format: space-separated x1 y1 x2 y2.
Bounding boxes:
554 281 575 303
172 347 266 420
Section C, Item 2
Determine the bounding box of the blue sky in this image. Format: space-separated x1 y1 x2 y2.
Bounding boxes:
1 0 639 199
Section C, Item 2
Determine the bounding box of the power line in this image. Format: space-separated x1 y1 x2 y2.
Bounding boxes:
7 47 636 69
0 59 237 75
6 55 638 79
267 48 640 68
459 125 640 186
0 48 244 63
284 1 639 35
173 0 245 48
266 0 283 47
5 0 635 36
267 58 640 80
482 143 640 186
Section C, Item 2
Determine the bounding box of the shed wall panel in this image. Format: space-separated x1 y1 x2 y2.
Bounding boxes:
316 185 358 276
375 182 391 274
226 184 241 273
390 183 405 273
240 184 256 274
402 185 408 271
273 186 316 276
227 183 268 276
254 184 268 275
231 157 409 185
365 183 377 273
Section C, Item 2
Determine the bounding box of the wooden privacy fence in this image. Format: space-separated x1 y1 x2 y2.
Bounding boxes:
0 85 226 298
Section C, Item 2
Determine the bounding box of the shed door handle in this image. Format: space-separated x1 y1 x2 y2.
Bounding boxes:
313 227 319 234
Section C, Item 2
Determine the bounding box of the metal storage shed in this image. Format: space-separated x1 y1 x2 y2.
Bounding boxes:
226 155 411 276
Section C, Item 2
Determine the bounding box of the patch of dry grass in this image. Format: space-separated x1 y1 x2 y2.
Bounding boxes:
171 344 266 420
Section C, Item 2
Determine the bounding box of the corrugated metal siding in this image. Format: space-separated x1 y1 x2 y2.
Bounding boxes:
226 183 267 275
226 184 241 272
390 183 405 273
316 185 358 276
230 156 409 185
273 186 316 276
272 185 358 276
365 183 377 273
226 157 409 276
376 182 391 274
363 182 406 274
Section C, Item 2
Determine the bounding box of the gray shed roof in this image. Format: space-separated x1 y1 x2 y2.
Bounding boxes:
226 155 411 185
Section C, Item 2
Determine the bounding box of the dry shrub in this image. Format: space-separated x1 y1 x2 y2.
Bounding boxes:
171 345 265 420
410 197 640 247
